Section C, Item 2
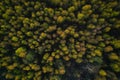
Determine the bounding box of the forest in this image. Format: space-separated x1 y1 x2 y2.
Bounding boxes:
0 0 120 80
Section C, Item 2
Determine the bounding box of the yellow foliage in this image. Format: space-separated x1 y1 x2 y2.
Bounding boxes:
15 76 20 80
64 29 70 34
87 54 92 58
55 70 59 74
91 53 96 56
60 32 66 39
104 46 113 52
42 68 47 73
31 64 40 71
104 27 111 32
82 5 91 10
74 33 79 38
59 69 65 74
47 26 56 32
19 52 26 58
13 63 18 67
63 56 70 61
76 58 83 63
5 73 14 79
99 70 107 76
57 16 64 23
55 54 60 59
35 71 41 77
47 56 53 62
62 46 68 51
94 50 102 56
2 62 8 66
109 53 119 60
72 54 77 59
7 65 15 70
77 13 84 19
23 66 30 71
39 32 47 39
43 53 49 60
51 52 56 57
15 47 26 58
21 77 26 80
78 53 83 58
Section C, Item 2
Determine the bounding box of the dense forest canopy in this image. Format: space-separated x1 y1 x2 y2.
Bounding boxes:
0 0 120 80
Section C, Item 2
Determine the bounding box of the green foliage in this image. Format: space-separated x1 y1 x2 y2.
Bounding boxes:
12 36 18 42
50 0 61 5
15 47 27 57
112 40 120 48
25 52 35 62
77 13 84 20
15 47 26 54
0 0 120 80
